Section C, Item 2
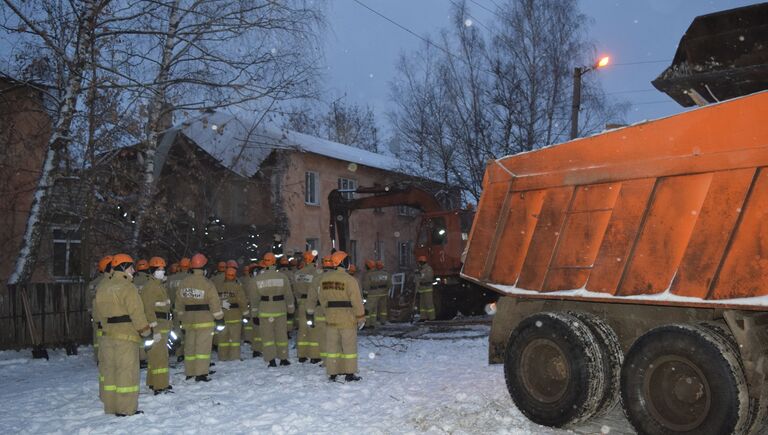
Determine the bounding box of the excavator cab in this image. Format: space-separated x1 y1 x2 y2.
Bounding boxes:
414 210 471 277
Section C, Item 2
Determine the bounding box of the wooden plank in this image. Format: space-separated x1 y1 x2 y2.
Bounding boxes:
618 173 713 296
672 168 755 298
462 174 512 280
586 179 656 295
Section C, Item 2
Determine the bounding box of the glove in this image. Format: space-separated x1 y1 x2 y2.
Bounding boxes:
252 317 260 326
143 328 160 350
215 318 225 333
306 312 315 328
222 300 231 310
357 318 366 330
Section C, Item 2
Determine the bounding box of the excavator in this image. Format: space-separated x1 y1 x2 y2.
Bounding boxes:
328 185 497 320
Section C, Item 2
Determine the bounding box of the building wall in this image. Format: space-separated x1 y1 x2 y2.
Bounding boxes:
279 151 421 272
0 79 52 285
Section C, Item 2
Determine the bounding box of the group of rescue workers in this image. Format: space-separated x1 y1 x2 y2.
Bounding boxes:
87 248 436 416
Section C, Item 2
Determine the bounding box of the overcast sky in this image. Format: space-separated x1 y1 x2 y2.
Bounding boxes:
321 0 759 139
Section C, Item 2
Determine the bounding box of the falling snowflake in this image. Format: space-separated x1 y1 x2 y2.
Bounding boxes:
633 19 639 24
535 320 543 328
270 47 277 55
464 19 473 27
369 73 374 78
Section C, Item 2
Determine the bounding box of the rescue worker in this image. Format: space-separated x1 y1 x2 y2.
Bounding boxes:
175 253 224 381
365 260 391 328
251 252 294 367
415 256 435 321
88 255 112 363
167 257 190 361
245 260 266 358
215 267 249 361
307 251 365 382
93 254 158 416
279 256 297 332
133 259 150 289
140 256 172 394
293 251 324 363
210 261 227 287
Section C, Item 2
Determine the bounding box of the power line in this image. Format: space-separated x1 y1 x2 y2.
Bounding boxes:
605 88 658 95
631 100 677 105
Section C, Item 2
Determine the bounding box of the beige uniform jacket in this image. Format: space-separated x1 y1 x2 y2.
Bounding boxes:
94 271 151 342
175 269 224 327
311 267 365 328
250 267 295 319
216 279 249 322
416 264 434 289
140 276 172 333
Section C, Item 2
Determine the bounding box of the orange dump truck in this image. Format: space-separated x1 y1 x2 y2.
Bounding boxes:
462 91 768 434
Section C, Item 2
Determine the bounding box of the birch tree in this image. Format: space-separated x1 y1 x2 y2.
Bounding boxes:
2 0 110 285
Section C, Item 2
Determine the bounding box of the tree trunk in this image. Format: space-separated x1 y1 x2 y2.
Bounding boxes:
7 1 100 285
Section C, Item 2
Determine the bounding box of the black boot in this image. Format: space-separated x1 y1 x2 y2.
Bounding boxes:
344 373 362 382
209 362 216 367
309 358 321 364
185 375 194 380
279 359 291 366
116 410 144 417
328 375 337 382
298 357 308 363
208 370 216 375
267 359 277 367
195 375 211 382
253 351 261 358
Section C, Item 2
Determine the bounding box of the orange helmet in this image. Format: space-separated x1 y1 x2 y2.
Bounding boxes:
111 253 134 269
227 259 238 268
98 255 113 273
303 251 315 264
180 257 191 270
417 255 427 263
263 252 276 267
190 253 207 269
376 260 384 270
149 257 166 269
331 251 348 267
257 260 266 269
279 257 289 266
225 267 237 280
217 261 227 272
322 256 333 268
365 259 376 270
348 264 357 274
136 259 149 271
169 263 179 273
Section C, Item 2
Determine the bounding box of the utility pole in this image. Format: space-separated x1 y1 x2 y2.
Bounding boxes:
570 56 611 140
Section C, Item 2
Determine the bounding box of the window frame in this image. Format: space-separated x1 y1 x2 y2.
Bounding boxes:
52 226 82 281
337 177 357 200
305 171 320 205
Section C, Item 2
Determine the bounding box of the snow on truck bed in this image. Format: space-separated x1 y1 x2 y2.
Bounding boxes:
0 324 633 434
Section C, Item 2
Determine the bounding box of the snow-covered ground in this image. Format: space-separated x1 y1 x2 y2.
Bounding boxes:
0 323 634 434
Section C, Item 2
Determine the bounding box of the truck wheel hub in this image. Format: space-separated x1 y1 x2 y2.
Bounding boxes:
643 355 711 431
520 339 570 403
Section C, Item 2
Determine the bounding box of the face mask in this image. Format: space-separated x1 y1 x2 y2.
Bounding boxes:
153 270 166 280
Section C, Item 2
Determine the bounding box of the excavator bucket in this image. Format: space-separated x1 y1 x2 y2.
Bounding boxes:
652 2 768 107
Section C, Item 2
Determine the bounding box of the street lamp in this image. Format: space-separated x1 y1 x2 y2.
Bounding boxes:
570 55 610 139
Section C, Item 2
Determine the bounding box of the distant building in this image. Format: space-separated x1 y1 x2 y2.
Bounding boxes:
93 111 456 273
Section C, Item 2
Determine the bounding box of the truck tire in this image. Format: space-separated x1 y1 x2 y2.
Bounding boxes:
433 286 457 320
504 312 605 427
698 322 768 435
569 311 623 418
621 323 751 435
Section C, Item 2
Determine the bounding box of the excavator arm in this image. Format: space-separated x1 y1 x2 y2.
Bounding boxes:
328 185 443 252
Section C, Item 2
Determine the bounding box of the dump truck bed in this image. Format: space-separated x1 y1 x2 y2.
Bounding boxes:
461 91 768 311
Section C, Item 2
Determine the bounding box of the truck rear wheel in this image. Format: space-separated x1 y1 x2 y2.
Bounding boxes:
569 311 623 418
621 324 750 435
503 312 605 427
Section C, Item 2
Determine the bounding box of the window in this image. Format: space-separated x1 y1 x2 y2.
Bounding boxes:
305 171 319 205
398 240 413 268
349 239 358 266
375 240 385 261
337 177 357 200
53 227 81 279
398 205 419 217
306 238 319 252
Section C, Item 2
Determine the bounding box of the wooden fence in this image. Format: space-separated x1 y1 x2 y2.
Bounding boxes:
0 282 91 350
